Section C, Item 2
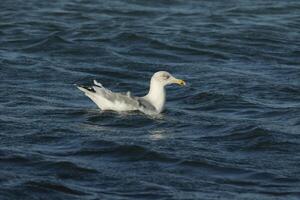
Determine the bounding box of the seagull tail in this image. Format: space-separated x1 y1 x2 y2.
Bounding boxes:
93 80 103 87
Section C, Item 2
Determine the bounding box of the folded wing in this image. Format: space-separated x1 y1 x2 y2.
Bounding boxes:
77 80 145 112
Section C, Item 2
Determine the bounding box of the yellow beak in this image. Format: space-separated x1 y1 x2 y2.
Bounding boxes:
174 79 186 86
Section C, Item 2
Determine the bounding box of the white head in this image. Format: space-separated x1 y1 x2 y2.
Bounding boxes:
151 71 186 87
145 71 185 113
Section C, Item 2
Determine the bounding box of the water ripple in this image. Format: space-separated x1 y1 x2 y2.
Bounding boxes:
1 0 300 199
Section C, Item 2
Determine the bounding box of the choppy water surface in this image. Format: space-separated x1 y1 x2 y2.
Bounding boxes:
1 0 300 199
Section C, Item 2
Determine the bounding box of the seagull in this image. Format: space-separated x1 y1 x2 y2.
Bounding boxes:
76 71 186 115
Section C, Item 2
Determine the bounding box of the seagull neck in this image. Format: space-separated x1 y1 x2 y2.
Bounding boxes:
146 81 166 112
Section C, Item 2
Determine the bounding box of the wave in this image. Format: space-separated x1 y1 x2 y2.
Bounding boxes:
24 180 87 196
72 142 176 163
1 0 300 199
21 33 72 52
38 160 98 174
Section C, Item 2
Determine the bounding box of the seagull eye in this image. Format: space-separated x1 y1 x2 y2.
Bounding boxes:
163 75 170 80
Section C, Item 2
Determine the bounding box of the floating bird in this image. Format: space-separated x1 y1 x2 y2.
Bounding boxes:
76 71 186 114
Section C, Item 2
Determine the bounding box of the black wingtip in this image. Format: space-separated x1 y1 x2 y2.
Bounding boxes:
79 85 96 92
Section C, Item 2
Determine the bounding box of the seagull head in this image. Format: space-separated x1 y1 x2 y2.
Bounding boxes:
151 71 186 87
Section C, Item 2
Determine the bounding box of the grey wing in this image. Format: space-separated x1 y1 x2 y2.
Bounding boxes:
91 80 155 112
93 86 140 107
135 97 156 112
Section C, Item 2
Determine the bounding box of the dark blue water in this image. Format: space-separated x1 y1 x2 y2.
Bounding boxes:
1 0 300 199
